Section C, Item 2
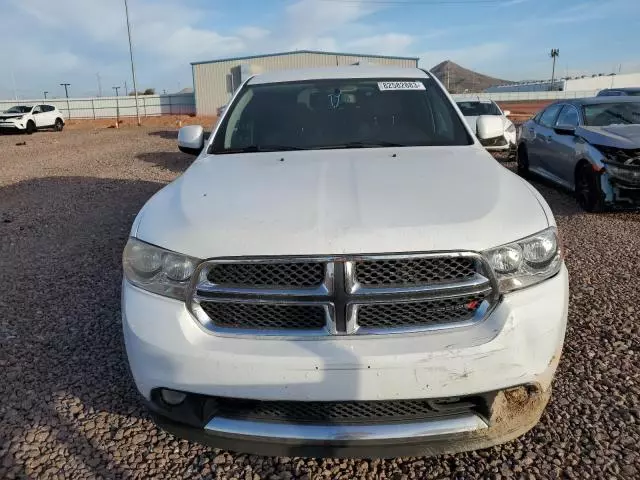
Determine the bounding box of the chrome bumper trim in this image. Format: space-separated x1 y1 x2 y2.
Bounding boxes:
204 414 487 441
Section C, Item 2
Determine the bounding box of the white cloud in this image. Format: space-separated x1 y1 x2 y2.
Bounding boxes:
347 34 414 56
284 0 382 52
238 26 270 41
501 0 529 6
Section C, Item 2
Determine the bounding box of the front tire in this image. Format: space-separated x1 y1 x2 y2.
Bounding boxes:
575 163 604 212
25 120 36 135
54 118 64 131
516 144 529 177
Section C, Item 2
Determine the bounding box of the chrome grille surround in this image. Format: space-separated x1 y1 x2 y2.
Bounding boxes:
188 252 499 338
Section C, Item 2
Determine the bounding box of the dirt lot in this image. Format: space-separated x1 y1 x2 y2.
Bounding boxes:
1 127 639 479
64 115 218 131
496 101 553 124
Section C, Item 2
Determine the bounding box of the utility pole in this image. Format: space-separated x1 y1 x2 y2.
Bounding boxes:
124 0 141 126
43 91 48 100
113 86 121 124
60 83 71 119
96 72 102 97
124 80 128 96
447 64 450 91
11 70 17 100
550 48 560 91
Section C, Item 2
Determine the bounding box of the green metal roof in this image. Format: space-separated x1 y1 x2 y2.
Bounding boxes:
191 50 419 66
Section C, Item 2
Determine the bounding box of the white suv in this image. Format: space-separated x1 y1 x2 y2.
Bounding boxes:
122 67 568 458
0 104 65 134
456 99 516 156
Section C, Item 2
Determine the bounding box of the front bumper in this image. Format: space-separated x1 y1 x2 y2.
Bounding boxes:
603 175 640 207
481 132 516 153
0 121 25 131
149 385 551 457
123 265 568 456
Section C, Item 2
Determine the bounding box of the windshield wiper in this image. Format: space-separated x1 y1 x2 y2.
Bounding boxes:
216 145 308 154
316 141 409 149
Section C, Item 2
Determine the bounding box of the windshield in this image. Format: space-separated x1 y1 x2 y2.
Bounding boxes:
211 77 472 153
4 106 32 113
583 102 640 126
456 101 501 116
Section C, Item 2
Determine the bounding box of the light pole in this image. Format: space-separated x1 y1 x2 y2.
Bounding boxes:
96 72 102 97
124 0 141 126
113 86 121 124
43 91 49 100
60 83 71 118
550 48 560 90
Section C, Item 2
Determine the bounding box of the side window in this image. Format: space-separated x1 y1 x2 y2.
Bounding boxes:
555 105 579 127
43 105 55 112
32 106 42 114
539 104 562 128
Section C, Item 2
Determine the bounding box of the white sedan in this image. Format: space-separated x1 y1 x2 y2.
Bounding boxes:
0 104 65 134
456 99 516 156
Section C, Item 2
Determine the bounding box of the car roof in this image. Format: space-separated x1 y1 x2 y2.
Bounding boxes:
552 96 640 107
248 66 429 85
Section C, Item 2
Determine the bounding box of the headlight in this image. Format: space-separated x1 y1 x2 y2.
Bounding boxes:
505 122 516 134
483 227 561 293
123 237 200 300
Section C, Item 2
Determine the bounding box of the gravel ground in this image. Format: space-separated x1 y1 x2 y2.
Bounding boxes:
1 128 638 479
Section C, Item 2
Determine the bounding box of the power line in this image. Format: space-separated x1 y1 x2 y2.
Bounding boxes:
316 0 516 5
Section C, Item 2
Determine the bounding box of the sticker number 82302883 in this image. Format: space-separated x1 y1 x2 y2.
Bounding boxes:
378 81 426 91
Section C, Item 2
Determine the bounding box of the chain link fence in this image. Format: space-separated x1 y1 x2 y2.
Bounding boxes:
0 93 195 119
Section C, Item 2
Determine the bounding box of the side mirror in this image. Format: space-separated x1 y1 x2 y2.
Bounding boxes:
476 115 504 140
503 110 511 116
178 125 204 155
553 125 575 136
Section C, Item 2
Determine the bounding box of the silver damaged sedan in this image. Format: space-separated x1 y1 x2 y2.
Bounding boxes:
517 97 640 211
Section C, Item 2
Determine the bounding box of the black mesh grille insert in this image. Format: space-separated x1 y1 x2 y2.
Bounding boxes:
207 262 325 288
199 302 326 330
354 257 477 286
356 294 487 329
213 396 484 425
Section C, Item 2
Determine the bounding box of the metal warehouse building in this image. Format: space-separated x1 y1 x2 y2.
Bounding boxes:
191 50 419 116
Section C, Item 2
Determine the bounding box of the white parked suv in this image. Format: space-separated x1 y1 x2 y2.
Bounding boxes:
122 67 568 458
0 104 65 134
456 99 516 157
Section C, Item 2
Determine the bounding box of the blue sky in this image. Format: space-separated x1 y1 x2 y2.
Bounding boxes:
2 0 640 99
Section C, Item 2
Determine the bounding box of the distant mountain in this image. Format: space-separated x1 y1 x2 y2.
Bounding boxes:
429 60 512 93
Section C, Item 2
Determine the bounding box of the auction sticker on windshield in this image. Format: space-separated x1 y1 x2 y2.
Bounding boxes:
378 81 426 91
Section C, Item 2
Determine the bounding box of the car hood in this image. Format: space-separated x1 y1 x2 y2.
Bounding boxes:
135 146 550 259
577 124 640 149
0 112 26 119
463 115 510 134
